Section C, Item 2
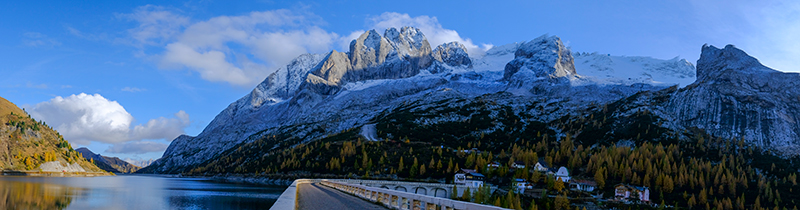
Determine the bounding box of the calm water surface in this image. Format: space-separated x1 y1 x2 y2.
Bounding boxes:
0 175 286 210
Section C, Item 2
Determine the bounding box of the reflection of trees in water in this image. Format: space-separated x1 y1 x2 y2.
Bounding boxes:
0 181 78 209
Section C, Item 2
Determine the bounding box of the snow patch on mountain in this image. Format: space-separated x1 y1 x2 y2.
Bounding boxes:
573 52 696 87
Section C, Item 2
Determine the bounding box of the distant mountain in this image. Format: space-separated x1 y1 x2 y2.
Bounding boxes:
124 158 155 167
76 148 140 173
0 96 105 173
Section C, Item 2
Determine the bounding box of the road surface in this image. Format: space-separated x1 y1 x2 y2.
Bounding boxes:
297 182 387 210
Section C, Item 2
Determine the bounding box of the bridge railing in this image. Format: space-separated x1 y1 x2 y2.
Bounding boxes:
322 180 508 210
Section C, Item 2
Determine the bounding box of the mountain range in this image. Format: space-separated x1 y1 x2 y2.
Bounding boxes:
141 26 800 174
76 147 140 173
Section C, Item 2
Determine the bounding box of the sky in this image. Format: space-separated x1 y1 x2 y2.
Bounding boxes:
1 0 798 162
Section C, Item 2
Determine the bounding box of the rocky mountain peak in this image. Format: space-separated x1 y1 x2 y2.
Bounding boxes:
696 44 775 82
432 41 471 68
349 30 392 70
504 35 576 81
384 26 431 58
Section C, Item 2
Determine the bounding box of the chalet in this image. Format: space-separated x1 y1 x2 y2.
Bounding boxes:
569 179 597 192
487 161 501 168
533 159 550 172
615 184 650 203
513 178 531 193
454 169 485 187
555 167 571 182
512 161 526 169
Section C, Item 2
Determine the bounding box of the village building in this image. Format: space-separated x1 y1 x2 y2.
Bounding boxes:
569 179 597 192
487 161 501 168
555 166 571 182
533 159 550 172
512 161 526 169
454 169 485 187
614 184 650 203
513 178 532 193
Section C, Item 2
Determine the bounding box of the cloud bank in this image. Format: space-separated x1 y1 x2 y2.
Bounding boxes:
120 7 491 87
27 93 190 146
123 6 341 87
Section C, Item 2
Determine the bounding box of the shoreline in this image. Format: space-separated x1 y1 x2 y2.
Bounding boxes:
1 170 112 177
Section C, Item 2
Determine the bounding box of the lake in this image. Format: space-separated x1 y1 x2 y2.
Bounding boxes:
0 175 287 210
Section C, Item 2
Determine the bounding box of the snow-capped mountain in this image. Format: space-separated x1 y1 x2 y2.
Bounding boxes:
142 26 795 174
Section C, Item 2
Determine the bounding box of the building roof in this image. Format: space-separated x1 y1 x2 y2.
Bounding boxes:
570 179 597 186
536 158 550 168
514 161 525 165
615 184 647 191
457 168 485 177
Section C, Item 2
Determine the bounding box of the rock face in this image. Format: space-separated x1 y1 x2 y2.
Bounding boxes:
38 161 85 172
504 35 576 82
663 44 800 154
303 27 435 95
432 42 472 69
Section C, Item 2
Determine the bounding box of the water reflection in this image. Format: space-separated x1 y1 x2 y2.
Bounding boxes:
0 180 79 209
0 176 285 210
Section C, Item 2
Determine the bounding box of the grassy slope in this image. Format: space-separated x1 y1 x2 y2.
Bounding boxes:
0 96 106 173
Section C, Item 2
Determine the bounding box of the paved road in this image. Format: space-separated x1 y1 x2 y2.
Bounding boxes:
297 182 387 210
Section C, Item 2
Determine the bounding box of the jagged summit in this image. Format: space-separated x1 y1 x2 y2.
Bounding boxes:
696 44 776 82
503 35 576 82
303 27 442 95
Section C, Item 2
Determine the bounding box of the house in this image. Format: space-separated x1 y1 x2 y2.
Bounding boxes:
569 179 597 192
533 159 550 172
555 167 571 182
513 178 531 193
487 161 501 168
454 169 485 187
512 161 526 169
614 184 650 203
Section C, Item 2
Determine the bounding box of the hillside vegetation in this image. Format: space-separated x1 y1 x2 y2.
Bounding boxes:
0 96 105 173
180 91 799 210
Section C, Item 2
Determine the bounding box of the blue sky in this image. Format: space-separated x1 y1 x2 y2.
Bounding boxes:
1 0 798 161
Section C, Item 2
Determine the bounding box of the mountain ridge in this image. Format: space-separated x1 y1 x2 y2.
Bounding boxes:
142 26 796 174
76 147 140 173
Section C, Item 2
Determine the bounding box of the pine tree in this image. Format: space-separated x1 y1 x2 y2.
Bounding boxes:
528 199 538 210
410 157 419 177
397 156 405 173
594 168 605 189
554 194 569 210
462 187 472 201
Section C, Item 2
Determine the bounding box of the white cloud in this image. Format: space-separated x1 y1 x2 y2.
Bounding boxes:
22 32 61 47
26 93 190 145
105 140 169 154
117 5 190 46
122 7 340 87
367 12 492 58
121 87 145 92
26 82 48 89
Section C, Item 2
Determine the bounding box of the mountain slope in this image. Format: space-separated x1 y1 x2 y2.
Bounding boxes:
76 147 140 173
0 96 106 173
142 28 702 174
663 44 800 154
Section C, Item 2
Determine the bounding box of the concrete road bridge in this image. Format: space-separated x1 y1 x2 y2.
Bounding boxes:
271 179 505 210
